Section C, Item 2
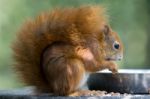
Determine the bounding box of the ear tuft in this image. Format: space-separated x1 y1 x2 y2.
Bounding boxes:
103 25 110 35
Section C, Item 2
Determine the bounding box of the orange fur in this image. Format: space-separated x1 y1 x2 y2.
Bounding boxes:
12 6 123 96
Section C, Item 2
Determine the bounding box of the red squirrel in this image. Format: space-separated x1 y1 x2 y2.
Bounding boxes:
12 6 123 96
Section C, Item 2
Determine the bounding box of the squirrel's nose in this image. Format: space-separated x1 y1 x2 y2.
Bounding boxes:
118 55 123 61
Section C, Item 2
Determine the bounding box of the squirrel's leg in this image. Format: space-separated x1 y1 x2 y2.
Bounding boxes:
100 61 118 73
75 47 118 73
42 43 87 96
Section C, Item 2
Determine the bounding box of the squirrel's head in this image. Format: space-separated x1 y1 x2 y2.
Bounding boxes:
101 25 123 61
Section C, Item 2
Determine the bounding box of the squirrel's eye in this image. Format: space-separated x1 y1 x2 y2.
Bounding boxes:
113 41 120 50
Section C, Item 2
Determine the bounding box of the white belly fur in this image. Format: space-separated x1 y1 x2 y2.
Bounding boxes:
77 72 90 90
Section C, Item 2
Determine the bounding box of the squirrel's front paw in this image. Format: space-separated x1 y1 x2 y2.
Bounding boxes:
107 62 118 74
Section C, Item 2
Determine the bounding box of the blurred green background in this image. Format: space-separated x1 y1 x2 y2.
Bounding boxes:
0 0 150 89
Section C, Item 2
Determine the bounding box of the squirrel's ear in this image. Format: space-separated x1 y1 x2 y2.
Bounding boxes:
103 25 110 35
